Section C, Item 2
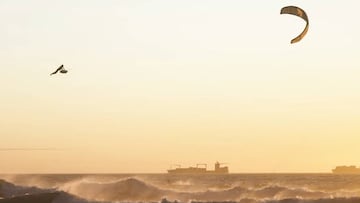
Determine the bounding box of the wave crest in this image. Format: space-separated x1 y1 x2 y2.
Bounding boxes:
61 178 166 202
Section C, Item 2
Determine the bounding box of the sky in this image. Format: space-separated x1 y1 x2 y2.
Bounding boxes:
0 0 359 173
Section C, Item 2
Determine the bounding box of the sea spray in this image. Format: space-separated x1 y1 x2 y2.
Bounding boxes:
2 174 360 203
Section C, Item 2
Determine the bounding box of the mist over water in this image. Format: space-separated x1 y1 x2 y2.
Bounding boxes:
1 174 360 203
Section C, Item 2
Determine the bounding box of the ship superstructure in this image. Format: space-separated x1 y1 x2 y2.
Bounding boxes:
332 165 360 174
167 162 228 174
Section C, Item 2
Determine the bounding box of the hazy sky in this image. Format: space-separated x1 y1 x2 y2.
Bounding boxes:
1 0 359 173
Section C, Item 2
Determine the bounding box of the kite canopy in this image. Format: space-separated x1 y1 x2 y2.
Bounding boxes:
280 6 309 44
50 64 68 75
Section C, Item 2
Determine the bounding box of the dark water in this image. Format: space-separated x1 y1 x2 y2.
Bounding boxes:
1 174 360 203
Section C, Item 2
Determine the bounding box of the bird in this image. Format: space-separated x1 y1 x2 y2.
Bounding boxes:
50 64 68 75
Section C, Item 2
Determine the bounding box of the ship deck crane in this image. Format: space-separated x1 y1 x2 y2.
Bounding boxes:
196 163 207 169
170 164 181 169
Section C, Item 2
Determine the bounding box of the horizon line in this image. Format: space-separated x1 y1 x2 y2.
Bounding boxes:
0 148 63 151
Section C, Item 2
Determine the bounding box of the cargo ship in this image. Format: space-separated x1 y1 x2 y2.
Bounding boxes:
167 162 229 174
332 165 360 174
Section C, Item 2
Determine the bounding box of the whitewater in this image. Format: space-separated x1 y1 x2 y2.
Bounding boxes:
1 174 360 203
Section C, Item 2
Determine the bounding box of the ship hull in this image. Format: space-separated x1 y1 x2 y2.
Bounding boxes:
167 170 228 174
167 162 229 174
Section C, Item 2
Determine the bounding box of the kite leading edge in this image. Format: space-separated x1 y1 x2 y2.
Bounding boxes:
280 6 309 44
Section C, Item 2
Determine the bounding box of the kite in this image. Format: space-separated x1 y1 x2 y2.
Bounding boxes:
50 64 68 75
280 6 309 44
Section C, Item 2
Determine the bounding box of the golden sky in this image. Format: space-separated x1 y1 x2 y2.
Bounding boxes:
0 0 359 173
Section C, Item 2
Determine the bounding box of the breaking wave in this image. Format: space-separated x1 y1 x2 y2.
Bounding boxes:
2 174 360 203
61 178 167 202
0 179 54 198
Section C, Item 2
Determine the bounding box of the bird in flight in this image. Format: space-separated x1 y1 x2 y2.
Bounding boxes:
50 64 68 75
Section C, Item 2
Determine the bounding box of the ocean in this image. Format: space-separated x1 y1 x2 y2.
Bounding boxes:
1 174 360 203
